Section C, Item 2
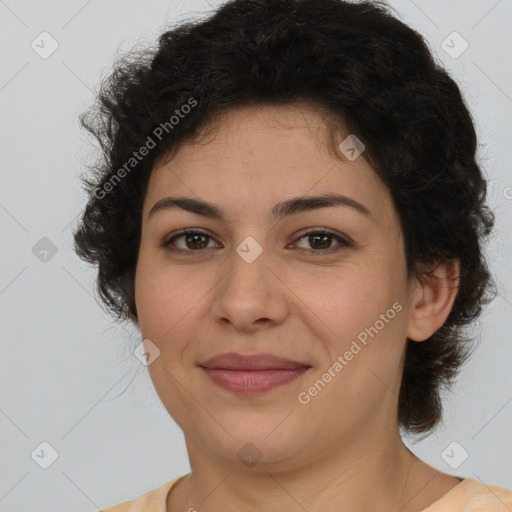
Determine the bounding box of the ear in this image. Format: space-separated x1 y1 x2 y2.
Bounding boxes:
406 259 460 342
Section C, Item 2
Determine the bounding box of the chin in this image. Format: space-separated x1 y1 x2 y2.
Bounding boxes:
192 416 308 469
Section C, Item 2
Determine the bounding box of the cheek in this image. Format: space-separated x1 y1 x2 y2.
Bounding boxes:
135 253 205 335
306 263 408 362
298 266 394 329
134 258 222 384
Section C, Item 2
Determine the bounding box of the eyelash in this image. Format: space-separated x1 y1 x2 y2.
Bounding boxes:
162 229 351 256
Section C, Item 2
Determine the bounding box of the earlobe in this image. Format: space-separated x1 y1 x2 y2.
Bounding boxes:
406 259 460 342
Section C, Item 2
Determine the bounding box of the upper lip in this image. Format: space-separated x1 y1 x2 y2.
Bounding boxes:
198 352 311 371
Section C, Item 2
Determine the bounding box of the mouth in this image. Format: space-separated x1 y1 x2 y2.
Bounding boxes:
198 352 311 394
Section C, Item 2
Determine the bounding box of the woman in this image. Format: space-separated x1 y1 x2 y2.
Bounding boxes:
73 0 512 510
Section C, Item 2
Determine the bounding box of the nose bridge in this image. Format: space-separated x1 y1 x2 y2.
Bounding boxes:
227 234 269 292
212 234 288 328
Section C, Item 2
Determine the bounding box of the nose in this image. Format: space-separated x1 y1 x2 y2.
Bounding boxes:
211 240 289 332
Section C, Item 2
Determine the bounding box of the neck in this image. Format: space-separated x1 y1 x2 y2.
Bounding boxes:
167 429 460 512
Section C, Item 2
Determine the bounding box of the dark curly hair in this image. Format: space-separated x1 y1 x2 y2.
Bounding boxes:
72 0 496 435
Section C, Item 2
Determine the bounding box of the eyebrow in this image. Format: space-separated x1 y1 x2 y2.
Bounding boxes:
148 193 372 222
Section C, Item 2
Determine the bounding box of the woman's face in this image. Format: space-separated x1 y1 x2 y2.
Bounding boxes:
134 104 419 470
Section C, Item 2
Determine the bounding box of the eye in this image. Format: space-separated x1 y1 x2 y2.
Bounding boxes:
163 230 219 253
290 229 351 255
162 228 351 255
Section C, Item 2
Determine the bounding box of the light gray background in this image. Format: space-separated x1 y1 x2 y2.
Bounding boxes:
1 1 511 511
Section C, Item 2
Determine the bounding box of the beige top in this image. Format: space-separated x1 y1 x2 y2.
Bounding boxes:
100 474 512 511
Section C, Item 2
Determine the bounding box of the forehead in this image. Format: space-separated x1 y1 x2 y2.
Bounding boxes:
145 104 396 230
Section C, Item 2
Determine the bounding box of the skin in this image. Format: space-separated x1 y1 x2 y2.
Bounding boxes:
134 104 461 512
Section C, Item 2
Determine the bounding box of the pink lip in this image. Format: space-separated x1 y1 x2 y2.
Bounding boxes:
198 352 311 394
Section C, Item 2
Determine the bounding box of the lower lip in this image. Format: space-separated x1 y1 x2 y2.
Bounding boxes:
201 367 309 394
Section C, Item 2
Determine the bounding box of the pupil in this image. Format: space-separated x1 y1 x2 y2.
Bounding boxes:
187 233 208 249
310 234 330 249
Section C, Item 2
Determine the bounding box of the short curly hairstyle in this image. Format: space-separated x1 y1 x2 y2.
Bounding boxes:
73 0 496 435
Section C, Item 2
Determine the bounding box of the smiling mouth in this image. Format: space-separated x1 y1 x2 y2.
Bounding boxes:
198 352 312 394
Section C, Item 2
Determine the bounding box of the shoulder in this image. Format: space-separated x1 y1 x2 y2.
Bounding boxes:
423 478 512 511
99 475 186 512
